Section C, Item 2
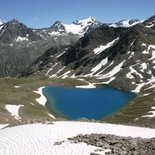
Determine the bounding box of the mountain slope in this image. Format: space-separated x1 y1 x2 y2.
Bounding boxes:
20 15 155 93
0 17 104 77
0 19 41 44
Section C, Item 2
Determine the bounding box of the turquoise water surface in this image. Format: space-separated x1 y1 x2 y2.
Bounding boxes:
43 85 136 120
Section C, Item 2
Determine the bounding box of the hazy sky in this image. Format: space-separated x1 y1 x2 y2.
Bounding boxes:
0 0 155 28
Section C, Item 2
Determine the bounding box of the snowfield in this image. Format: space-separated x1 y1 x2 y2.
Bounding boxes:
0 121 155 155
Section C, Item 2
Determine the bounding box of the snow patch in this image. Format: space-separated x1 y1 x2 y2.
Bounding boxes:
142 107 155 118
141 43 147 47
48 31 60 36
56 51 66 58
139 63 147 72
63 23 84 35
46 63 58 77
102 61 125 78
129 66 143 79
5 105 23 120
126 72 134 79
14 86 20 88
76 83 96 88
142 50 149 54
9 43 13 46
93 38 119 54
91 58 108 73
61 70 71 79
33 87 47 106
149 45 155 62
144 84 155 90
145 24 154 28
131 82 144 93
143 93 150 96
16 36 29 42
76 79 96 88
95 61 114 76
128 51 135 59
48 113 56 119
131 74 155 93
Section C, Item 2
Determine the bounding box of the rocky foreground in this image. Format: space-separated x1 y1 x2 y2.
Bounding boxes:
68 134 155 155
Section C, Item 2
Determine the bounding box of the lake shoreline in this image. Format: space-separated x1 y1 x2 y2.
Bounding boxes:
43 85 136 120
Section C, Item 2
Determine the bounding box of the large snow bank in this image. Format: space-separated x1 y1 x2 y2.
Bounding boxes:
0 121 155 155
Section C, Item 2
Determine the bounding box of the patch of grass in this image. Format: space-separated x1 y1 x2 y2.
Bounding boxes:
0 76 92 124
103 91 155 128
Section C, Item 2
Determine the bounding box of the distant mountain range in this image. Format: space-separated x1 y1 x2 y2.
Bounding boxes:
0 16 143 42
1 15 155 93
0 16 144 77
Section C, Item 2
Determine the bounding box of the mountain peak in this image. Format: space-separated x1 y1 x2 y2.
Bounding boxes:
109 19 143 28
79 16 97 22
73 16 99 25
9 19 20 24
0 19 5 25
53 21 63 26
50 20 66 34
48 16 102 36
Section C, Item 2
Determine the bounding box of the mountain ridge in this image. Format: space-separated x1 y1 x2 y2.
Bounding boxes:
0 16 144 77
20 15 155 93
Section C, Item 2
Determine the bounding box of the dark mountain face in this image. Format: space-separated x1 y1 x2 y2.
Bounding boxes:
0 16 105 77
0 19 41 43
50 21 66 34
20 15 155 93
58 26 126 66
0 20 84 77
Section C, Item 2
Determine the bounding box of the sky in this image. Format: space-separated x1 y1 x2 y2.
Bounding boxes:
0 0 155 28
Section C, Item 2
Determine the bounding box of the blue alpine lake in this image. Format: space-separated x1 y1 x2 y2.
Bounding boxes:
43 85 136 120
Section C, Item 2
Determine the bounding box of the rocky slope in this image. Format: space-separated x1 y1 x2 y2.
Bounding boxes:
68 134 155 155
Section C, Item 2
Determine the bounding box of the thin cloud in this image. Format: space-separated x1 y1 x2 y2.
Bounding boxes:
32 17 39 22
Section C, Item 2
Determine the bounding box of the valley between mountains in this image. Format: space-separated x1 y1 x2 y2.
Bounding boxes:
0 15 155 128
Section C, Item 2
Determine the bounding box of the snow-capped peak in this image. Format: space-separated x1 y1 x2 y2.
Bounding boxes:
0 19 5 25
109 19 144 28
63 17 101 35
74 16 98 25
50 21 65 32
49 16 102 36
52 21 63 27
